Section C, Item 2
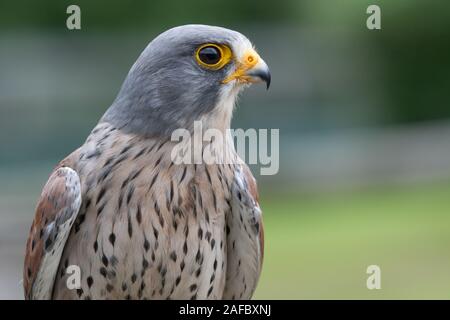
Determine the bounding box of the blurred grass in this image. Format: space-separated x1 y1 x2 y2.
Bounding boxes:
254 182 450 299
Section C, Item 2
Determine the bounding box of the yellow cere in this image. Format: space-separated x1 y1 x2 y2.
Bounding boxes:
222 48 260 84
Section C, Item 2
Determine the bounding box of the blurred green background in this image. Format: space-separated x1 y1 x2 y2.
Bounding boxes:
1 0 450 299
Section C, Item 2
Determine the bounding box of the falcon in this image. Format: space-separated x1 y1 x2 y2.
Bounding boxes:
23 24 270 300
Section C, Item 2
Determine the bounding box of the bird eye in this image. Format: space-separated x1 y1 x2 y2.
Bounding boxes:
195 44 232 70
198 46 221 65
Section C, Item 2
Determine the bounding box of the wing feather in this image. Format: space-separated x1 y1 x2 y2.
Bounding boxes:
223 164 264 299
23 167 82 299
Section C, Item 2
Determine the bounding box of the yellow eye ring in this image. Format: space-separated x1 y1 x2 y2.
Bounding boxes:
195 43 232 70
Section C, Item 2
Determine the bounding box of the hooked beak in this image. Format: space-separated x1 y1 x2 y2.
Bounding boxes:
245 59 271 90
222 48 271 90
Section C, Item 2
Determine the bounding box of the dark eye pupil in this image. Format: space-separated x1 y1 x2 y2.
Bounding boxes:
199 46 221 65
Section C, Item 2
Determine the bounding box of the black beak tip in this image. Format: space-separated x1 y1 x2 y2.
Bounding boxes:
247 68 271 90
266 74 271 90
261 70 271 90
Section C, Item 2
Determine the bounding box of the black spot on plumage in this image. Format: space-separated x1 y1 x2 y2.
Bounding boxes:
112 153 127 168
172 206 183 217
120 144 132 155
44 237 52 250
212 193 217 211
131 273 137 283
143 258 149 269
96 187 107 205
126 185 135 205
190 284 197 292
156 140 166 152
172 219 178 231
160 266 167 277
144 237 150 252
180 166 187 183
85 198 92 209
155 155 162 167
198 193 203 209
102 254 109 267
103 156 114 167
133 148 146 160
180 260 185 271
127 214 133 238
154 199 160 214
130 167 144 181
118 192 124 209
98 166 113 183
205 209 210 223
107 270 116 280
109 233 116 246
170 251 177 262
100 267 107 278
93 240 98 252
195 248 201 263
110 255 118 267
149 172 159 191
205 166 212 184
121 177 130 190
97 202 106 216
87 276 93 288
136 205 142 224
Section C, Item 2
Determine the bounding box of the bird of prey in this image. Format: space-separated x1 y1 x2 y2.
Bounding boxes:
23 24 270 300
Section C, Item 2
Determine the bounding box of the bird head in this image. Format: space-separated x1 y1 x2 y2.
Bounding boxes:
102 24 271 136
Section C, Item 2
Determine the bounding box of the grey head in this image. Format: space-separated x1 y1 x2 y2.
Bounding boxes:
101 24 271 137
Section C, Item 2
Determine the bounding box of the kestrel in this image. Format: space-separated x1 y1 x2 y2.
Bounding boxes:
24 25 270 300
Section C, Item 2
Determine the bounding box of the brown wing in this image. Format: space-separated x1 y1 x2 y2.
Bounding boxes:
23 167 82 299
223 164 264 299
